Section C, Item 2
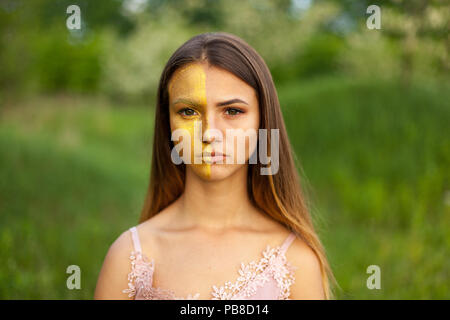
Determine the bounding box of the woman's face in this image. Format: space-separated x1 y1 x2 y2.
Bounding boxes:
168 62 260 181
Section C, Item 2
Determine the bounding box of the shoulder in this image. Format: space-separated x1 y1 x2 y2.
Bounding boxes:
94 228 135 299
284 235 325 300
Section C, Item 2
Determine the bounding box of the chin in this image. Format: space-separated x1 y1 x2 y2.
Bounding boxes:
191 163 243 181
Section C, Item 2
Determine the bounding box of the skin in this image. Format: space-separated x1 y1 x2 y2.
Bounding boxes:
168 62 259 181
168 62 210 178
94 62 325 300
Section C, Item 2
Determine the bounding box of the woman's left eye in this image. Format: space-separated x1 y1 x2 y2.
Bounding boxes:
225 108 244 116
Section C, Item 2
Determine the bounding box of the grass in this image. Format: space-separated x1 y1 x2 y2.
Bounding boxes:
0 96 153 298
0 76 449 299
279 76 450 299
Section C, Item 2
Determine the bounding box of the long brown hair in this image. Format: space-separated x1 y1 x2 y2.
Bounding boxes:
139 32 337 299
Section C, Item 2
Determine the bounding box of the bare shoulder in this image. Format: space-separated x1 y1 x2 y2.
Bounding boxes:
94 228 135 300
132 207 175 244
285 235 325 300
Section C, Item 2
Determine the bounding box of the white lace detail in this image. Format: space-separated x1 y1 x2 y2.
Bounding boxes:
211 244 297 300
122 250 201 300
122 251 154 298
123 242 297 300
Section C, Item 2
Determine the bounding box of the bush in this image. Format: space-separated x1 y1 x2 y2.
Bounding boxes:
33 27 102 93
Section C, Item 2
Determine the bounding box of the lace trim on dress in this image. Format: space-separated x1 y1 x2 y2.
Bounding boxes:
122 250 201 300
211 244 297 300
122 251 154 299
122 242 297 300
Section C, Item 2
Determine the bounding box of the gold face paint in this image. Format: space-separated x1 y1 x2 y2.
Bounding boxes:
168 62 212 179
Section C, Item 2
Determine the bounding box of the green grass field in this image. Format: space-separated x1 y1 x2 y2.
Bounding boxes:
1 76 449 299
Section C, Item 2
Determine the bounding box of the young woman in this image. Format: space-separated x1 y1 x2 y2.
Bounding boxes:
94 32 335 300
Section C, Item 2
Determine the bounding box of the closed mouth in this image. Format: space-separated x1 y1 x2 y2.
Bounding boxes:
200 151 229 163
198 151 229 157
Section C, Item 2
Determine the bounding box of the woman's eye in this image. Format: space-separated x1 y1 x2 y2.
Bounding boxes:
178 108 197 116
225 108 244 116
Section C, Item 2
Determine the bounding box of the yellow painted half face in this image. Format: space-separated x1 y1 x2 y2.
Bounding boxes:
168 62 212 179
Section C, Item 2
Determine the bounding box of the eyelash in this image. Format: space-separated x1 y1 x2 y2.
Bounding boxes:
225 107 245 116
177 107 244 117
177 108 198 117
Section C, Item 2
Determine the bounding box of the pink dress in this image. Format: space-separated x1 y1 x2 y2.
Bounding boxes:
123 226 298 300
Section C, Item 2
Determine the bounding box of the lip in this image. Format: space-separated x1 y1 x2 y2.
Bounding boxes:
203 155 227 163
201 151 229 157
210 151 227 157
201 151 229 163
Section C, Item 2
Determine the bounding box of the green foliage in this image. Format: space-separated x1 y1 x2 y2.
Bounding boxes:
278 76 450 298
33 27 102 93
280 76 450 227
271 32 345 83
1 0 448 99
100 10 198 102
0 98 153 298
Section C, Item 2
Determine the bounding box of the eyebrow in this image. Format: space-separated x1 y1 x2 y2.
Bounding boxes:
171 98 248 107
217 98 249 106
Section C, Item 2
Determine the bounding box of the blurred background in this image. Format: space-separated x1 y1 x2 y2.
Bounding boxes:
0 0 448 299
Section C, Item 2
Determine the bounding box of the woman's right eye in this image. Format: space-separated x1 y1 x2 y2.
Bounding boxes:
178 108 198 116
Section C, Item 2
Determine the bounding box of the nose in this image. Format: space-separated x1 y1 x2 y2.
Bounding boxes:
203 130 215 144
202 111 220 144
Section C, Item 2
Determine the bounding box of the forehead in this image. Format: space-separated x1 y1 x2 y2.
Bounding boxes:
167 62 256 105
168 63 206 105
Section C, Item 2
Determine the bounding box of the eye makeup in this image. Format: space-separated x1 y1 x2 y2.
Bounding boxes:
176 107 245 118
224 107 245 116
177 107 199 117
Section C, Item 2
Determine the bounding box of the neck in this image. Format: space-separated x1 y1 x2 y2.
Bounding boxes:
175 165 257 233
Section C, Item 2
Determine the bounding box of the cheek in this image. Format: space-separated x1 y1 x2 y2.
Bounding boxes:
171 117 196 163
171 116 213 179
225 110 260 162
249 108 260 156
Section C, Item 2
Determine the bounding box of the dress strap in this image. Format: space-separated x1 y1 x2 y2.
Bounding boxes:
279 232 296 255
129 227 142 257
